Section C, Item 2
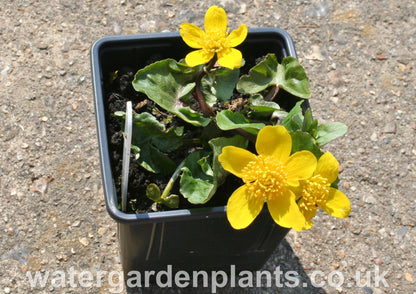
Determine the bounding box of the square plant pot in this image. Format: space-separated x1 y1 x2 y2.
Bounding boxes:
91 28 307 276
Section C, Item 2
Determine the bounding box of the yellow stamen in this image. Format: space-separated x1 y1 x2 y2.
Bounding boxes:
299 175 330 213
241 155 288 201
201 29 229 53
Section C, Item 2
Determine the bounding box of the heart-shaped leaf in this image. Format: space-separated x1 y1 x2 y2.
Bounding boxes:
115 111 183 175
237 54 311 99
132 59 211 126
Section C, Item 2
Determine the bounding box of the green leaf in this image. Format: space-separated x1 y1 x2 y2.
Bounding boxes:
146 183 179 209
132 59 210 126
138 144 176 175
301 109 319 139
248 95 287 121
152 127 184 153
161 194 180 209
290 131 323 158
237 54 279 94
116 111 183 175
280 56 311 98
208 135 248 188
316 122 348 147
131 111 164 128
237 54 311 99
250 95 281 111
180 150 214 204
281 105 347 147
197 156 214 176
131 145 141 160
179 135 248 205
201 67 240 106
177 107 211 127
281 100 304 132
302 109 313 132
216 110 265 135
146 183 162 203
130 112 183 153
308 119 319 138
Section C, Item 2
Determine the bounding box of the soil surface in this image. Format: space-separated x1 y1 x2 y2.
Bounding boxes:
0 1 415 293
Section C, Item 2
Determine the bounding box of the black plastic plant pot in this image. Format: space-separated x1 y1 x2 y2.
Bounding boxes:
91 28 307 276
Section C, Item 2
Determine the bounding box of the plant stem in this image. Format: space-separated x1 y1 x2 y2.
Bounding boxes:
265 85 280 101
160 159 186 201
195 59 216 117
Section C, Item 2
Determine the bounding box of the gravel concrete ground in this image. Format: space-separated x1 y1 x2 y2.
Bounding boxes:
0 0 415 293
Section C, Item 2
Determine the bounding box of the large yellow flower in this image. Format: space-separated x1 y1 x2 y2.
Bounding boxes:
180 5 247 69
295 152 351 230
218 126 317 230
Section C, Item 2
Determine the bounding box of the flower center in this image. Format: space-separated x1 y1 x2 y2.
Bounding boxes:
298 175 330 213
202 29 229 53
241 155 287 201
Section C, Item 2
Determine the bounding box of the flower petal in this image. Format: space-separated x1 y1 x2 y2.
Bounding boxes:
319 187 351 218
217 48 243 69
226 24 248 47
302 220 314 230
297 198 317 230
204 6 227 34
290 182 304 200
180 23 205 49
267 189 306 231
315 152 340 184
285 151 317 186
226 185 265 229
255 125 291 162
218 146 257 179
184 49 215 67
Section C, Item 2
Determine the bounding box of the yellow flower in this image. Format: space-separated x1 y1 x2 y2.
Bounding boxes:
180 5 247 69
296 152 351 231
218 126 317 230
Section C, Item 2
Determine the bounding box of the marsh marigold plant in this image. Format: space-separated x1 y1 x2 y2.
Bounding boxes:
180 5 247 69
127 5 350 232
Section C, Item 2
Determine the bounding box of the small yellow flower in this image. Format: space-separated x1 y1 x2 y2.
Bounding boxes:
180 5 248 69
296 152 351 231
218 126 317 230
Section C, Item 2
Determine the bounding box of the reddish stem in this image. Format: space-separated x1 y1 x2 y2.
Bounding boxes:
195 59 216 117
265 85 280 101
